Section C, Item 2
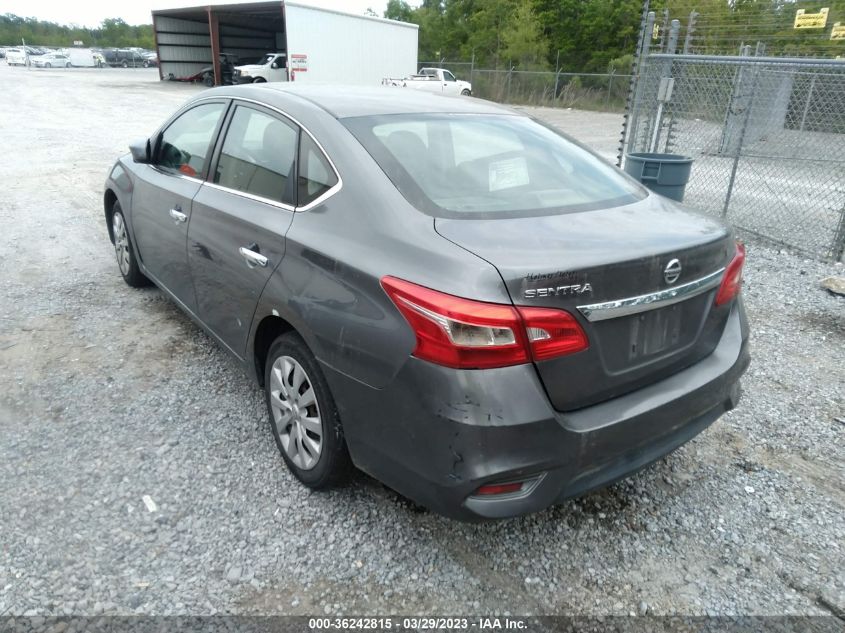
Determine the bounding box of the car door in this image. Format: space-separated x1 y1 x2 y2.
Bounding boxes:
187 102 298 358
441 70 461 95
130 100 228 313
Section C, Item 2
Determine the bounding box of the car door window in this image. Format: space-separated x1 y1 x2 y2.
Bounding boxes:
214 105 298 204
443 71 456 82
157 102 225 178
297 134 338 206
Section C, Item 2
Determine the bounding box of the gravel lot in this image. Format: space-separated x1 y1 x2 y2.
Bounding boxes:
0 65 843 618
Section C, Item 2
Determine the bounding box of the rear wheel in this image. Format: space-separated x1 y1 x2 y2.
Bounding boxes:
121 60 128 68
44 63 51 68
265 333 352 489
65 62 71 68
111 202 149 287
252 77 266 83
203 72 214 87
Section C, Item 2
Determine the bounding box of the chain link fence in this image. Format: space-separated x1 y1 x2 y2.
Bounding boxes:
419 62 631 112
626 52 845 261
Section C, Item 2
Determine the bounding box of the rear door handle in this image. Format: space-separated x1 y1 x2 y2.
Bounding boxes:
239 246 268 268
169 207 187 223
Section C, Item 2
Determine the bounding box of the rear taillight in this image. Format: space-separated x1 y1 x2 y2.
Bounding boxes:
380 276 588 369
715 242 746 306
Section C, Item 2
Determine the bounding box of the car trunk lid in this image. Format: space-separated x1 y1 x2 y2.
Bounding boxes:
435 194 735 411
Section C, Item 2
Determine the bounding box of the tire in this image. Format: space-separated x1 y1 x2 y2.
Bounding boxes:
65 62 71 68
203 73 214 87
44 63 51 68
265 333 352 489
252 77 266 83
121 60 129 68
111 201 149 288
143 60 150 68
461 89 471 96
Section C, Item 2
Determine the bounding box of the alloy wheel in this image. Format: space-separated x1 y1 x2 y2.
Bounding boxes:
269 355 323 470
112 213 130 276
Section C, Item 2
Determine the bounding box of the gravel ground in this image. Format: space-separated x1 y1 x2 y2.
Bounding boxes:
0 66 843 618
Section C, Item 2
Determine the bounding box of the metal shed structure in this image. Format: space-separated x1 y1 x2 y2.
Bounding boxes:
151 1 419 86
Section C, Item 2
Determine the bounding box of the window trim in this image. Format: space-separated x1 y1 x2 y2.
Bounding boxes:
227 97 342 212
206 101 300 210
148 95 342 211
150 98 231 183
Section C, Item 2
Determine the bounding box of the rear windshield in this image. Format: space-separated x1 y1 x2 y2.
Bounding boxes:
343 114 645 219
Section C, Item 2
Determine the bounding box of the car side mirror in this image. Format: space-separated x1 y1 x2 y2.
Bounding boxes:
129 138 151 164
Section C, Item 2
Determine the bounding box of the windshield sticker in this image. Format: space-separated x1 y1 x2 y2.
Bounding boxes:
489 157 529 192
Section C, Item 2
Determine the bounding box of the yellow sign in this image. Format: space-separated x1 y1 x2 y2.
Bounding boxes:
832 22 845 40
794 7 829 29
653 23 660 39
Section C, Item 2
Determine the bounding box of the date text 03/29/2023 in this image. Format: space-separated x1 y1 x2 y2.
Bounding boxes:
308 617 528 630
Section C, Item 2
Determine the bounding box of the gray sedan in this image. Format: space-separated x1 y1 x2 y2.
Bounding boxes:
103 85 749 520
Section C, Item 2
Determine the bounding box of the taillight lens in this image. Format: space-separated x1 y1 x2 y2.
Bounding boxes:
519 307 589 360
381 276 588 369
715 242 746 306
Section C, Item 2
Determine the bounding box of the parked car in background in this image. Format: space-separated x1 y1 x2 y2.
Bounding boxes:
234 53 287 83
0 47 6 59
383 67 472 96
103 85 749 520
103 48 146 68
142 52 158 68
31 52 72 68
6 48 27 66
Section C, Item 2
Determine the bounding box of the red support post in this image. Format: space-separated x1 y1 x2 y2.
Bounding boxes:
208 8 221 86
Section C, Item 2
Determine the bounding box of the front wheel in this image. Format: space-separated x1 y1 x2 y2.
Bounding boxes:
203 73 214 87
65 62 72 68
265 333 352 489
121 60 129 68
44 63 51 68
111 202 149 287
252 77 266 83
461 89 471 96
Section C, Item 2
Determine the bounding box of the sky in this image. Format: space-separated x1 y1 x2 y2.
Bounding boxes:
2 0 391 27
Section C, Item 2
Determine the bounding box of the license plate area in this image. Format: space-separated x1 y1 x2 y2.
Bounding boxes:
628 304 683 360
593 293 710 373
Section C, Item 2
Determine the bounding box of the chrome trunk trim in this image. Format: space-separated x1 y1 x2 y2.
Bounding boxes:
577 268 726 322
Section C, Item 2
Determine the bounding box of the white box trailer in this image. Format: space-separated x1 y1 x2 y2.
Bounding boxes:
151 1 418 86
65 48 100 68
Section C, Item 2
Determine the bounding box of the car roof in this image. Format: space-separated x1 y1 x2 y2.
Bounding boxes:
231 84 518 119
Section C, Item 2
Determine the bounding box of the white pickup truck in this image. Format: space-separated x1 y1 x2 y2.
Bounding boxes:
234 53 288 84
382 67 472 96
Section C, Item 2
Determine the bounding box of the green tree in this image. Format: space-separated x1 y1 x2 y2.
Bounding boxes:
501 2 549 68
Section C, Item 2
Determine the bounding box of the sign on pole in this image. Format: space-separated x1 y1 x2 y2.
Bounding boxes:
794 8 829 29
832 22 845 40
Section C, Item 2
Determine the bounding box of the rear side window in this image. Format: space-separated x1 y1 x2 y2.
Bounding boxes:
157 102 225 178
214 105 298 204
297 134 338 206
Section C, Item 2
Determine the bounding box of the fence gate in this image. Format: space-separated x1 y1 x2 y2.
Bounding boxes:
626 53 845 261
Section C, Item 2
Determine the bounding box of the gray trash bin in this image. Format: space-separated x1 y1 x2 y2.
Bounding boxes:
624 152 693 202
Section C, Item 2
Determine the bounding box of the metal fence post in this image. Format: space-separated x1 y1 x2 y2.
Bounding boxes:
649 19 680 152
833 206 845 262
800 74 817 131
553 50 561 100
722 57 760 218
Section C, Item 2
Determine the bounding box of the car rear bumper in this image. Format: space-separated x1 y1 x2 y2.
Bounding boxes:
322 298 750 521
